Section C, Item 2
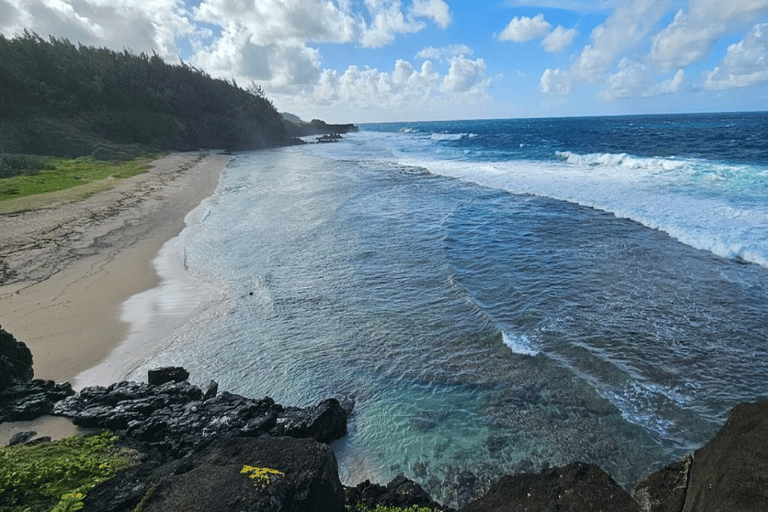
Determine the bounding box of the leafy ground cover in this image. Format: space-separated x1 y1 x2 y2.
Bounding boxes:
0 431 137 512
0 154 157 213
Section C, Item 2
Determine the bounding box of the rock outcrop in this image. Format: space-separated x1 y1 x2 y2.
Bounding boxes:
83 436 346 512
52 370 351 460
0 325 74 422
345 475 453 511
681 401 768 512
461 462 640 512
0 325 34 390
631 454 692 512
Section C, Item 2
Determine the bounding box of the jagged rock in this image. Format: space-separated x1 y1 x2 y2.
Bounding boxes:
461 462 640 512
271 398 348 443
25 436 52 446
53 373 350 460
632 454 692 512
8 431 37 446
456 471 478 509
148 367 190 386
682 401 768 512
203 380 218 400
345 476 453 511
0 379 75 422
83 436 345 512
0 325 34 391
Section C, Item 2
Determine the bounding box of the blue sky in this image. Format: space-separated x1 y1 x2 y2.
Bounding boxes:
2 0 767 123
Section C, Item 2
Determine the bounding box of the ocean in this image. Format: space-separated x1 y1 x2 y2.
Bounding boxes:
80 112 768 506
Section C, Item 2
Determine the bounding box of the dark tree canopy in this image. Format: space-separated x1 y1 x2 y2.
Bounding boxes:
0 31 291 155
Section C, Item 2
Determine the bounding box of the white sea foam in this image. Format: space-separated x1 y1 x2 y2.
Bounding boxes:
393 151 768 269
502 331 539 356
430 132 474 141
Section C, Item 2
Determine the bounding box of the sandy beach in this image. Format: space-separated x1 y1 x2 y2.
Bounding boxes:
0 152 229 443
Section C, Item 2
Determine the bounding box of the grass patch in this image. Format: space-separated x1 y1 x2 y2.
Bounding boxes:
0 430 137 512
0 155 156 210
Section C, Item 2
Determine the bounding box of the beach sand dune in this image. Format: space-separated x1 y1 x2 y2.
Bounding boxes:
0 152 229 386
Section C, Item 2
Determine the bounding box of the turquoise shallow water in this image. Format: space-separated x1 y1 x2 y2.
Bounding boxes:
111 114 768 507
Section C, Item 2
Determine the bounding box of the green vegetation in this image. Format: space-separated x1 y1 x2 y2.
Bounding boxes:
0 31 289 156
0 155 155 212
0 431 137 512
240 465 285 490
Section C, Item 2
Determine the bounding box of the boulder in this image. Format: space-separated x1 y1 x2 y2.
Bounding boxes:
147 367 190 386
682 401 768 512
0 325 34 391
461 462 640 512
271 398 349 443
345 476 452 511
83 436 345 512
632 454 692 512
0 379 75 422
8 431 37 446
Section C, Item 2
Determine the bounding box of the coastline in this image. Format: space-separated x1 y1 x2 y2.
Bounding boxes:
0 152 229 386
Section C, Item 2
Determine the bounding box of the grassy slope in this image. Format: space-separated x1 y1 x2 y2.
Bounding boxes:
0 156 155 214
0 431 137 512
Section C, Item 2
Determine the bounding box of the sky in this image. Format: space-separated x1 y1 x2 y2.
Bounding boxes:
2 0 768 123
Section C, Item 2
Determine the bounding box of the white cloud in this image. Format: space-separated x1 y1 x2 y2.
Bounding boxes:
540 0 671 95
498 13 550 42
652 1 768 71
543 25 578 52
441 55 489 93
193 0 357 46
416 43 472 61
497 13 576 52
540 67 570 94
288 54 489 119
410 0 452 29
601 59 685 99
646 68 685 96
1 0 192 60
705 23 768 89
602 58 647 99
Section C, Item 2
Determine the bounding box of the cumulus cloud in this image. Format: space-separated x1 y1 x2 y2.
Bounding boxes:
651 0 768 71
540 67 570 94
410 0 452 29
416 44 472 61
543 25 578 52
294 53 489 118
1 0 192 59
540 0 671 95
705 23 768 89
600 58 685 99
497 13 577 53
498 13 550 42
441 55 489 93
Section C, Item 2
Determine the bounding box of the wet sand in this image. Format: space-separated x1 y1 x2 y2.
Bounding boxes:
0 152 229 444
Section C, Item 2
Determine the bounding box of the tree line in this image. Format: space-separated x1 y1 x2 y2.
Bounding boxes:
0 31 292 156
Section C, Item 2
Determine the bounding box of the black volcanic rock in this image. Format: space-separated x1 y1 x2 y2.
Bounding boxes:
632 453 691 512
345 475 453 511
461 462 640 512
53 369 350 460
84 436 345 512
147 367 190 386
0 326 74 422
0 324 34 391
682 400 768 512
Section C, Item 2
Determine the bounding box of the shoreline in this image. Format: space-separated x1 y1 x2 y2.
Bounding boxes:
0 151 229 385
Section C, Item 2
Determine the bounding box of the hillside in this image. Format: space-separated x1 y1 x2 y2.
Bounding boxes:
0 32 293 156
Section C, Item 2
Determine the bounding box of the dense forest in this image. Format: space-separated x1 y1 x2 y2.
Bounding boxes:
0 31 294 156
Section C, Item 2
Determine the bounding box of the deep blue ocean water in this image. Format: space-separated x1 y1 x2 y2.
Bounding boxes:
92 112 768 506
